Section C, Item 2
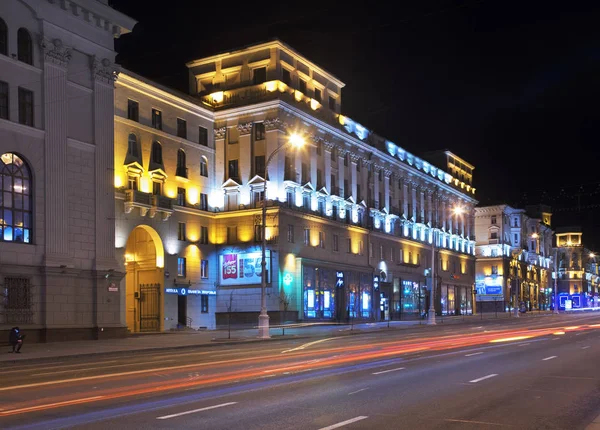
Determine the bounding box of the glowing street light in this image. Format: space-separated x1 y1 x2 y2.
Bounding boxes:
258 132 306 339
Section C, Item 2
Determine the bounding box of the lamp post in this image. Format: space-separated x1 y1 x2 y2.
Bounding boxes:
258 133 305 339
553 247 559 314
512 250 523 318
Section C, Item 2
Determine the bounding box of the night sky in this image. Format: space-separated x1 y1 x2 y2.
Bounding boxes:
109 0 600 248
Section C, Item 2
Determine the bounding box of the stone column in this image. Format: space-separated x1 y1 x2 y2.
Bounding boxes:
41 37 72 266
92 56 120 271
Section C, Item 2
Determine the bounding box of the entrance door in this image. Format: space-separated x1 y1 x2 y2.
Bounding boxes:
139 283 160 332
178 294 187 327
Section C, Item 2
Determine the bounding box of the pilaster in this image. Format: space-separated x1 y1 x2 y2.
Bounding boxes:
41 37 71 266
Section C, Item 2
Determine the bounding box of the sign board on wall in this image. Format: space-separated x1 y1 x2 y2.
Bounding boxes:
475 275 503 295
165 288 216 296
219 251 271 286
108 282 118 292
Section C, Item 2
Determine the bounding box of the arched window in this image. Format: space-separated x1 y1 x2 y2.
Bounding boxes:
17 28 32 65
0 18 7 56
0 153 32 243
176 149 187 178
127 133 139 158
151 141 163 165
200 156 208 177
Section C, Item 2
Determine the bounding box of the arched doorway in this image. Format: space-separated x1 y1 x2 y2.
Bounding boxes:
124 225 165 332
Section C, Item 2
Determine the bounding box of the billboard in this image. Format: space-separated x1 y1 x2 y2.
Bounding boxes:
219 251 271 286
475 275 503 295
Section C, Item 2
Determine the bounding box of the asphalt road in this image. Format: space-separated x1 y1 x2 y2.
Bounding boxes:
2 313 600 430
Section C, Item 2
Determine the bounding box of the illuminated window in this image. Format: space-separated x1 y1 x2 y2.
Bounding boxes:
177 187 185 206
17 28 32 65
0 153 32 243
177 257 186 277
200 156 208 177
201 294 209 312
228 159 239 181
151 108 162 130
201 260 208 279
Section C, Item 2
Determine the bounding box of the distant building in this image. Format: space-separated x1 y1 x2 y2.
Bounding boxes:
474 204 553 312
553 226 599 309
0 0 135 341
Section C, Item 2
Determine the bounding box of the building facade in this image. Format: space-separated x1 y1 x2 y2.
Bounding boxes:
553 227 599 310
474 204 553 312
186 40 478 324
0 0 135 341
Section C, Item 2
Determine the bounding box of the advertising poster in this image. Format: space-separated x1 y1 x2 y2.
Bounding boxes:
219 251 271 286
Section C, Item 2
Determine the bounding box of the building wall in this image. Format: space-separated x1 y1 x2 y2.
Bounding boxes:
0 0 135 341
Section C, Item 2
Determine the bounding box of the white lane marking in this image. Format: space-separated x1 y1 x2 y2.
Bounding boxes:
32 360 178 376
156 402 237 420
372 367 405 375
469 374 498 383
543 356 557 361
318 416 369 430
465 352 483 357
518 343 530 347
582 346 591 349
348 388 369 395
281 337 339 354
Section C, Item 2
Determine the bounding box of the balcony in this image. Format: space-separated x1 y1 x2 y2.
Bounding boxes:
124 190 152 216
149 195 174 221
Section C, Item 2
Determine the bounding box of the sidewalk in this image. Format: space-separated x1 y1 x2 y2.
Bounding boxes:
0 310 564 363
0 320 420 363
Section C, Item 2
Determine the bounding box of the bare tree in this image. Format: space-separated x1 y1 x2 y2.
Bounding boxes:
278 290 292 336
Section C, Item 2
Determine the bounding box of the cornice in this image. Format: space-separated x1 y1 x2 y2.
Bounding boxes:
0 118 45 139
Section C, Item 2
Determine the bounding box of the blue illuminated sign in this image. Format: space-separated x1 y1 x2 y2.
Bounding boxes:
165 288 216 296
336 271 345 288
283 273 293 286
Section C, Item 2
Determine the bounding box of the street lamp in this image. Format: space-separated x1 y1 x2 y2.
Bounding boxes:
428 203 463 325
258 132 306 339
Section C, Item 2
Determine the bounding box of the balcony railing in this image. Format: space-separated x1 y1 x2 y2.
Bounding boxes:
124 189 152 216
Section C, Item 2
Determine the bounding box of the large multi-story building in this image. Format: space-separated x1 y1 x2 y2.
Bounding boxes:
474 204 554 312
553 227 599 309
0 0 135 341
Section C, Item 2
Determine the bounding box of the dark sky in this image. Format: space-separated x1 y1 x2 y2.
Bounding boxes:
109 0 600 248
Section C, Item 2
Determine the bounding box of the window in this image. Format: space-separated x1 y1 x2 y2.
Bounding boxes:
5 277 33 322
201 294 209 313
177 187 186 206
200 193 208 211
228 159 239 180
491 265 498 275
390 248 395 262
369 242 374 258
127 99 139 122
127 133 139 159
253 67 267 84
298 79 307 93
304 228 310 246
0 19 6 56
201 260 209 279
252 190 264 207
178 222 186 241
151 108 162 130
333 234 339 252
177 118 187 139
128 175 138 191
17 28 32 65
254 122 265 140
199 126 208 146
254 155 265 178
254 224 262 242
200 226 209 244
0 153 32 243
150 141 163 165
379 245 384 260
177 257 186 277
319 231 325 248
282 68 291 85
328 96 335 110
18 88 33 126
176 149 187 178
314 88 322 103
346 237 352 253
227 226 237 244
200 156 208 177
287 225 294 243
0 81 8 120
152 181 161 195
514 233 518 243
490 231 497 239
491 215 497 225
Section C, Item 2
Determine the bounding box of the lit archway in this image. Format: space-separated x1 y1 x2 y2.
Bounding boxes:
124 225 165 333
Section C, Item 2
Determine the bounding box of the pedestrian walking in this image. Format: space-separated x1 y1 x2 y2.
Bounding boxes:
8 326 24 353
